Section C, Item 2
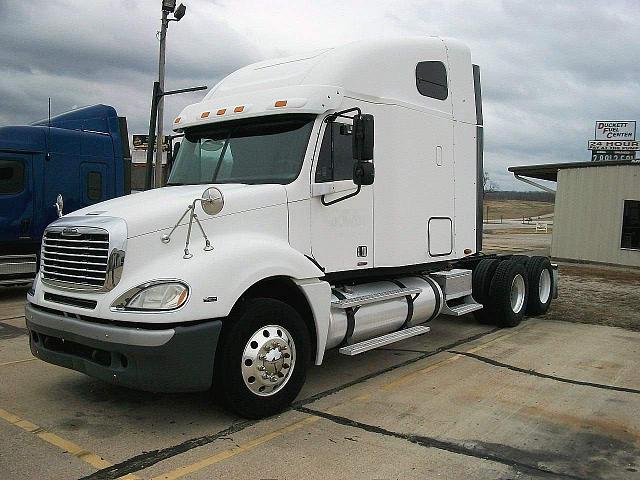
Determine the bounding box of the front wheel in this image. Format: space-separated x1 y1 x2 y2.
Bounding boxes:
215 298 310 419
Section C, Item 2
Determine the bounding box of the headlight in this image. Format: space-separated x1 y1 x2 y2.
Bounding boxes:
112 281 189 312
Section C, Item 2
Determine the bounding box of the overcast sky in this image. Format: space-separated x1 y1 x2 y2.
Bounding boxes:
2 0 639 189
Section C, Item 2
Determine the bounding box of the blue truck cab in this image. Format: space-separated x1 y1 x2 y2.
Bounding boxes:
0 105 131 285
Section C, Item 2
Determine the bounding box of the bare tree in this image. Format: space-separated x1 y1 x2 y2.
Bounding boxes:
483 170 497 195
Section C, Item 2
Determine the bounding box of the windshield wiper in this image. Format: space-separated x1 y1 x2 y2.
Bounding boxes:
211 130 233 183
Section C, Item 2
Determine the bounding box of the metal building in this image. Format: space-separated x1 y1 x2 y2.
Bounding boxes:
509 161 640 267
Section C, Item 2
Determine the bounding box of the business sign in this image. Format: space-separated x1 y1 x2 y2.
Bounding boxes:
594 121 636 140
591 151 637 162
588 140 639 151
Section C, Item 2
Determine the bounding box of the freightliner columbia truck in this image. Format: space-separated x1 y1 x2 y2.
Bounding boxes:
25 38 557 419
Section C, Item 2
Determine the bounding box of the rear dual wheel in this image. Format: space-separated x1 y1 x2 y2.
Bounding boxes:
525 256 553 316
473 255 554 327
487 260 528 327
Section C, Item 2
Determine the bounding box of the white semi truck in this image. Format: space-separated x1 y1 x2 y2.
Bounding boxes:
25 37 557 419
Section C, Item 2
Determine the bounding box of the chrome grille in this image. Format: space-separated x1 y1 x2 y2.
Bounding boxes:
42 229 109 288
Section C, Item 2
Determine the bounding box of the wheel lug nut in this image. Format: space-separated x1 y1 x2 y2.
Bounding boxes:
258 366 266 371
258 354 266 360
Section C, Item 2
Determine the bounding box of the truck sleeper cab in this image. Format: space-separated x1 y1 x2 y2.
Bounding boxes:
26 38 557 419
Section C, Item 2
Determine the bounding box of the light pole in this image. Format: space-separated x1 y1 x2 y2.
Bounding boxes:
152 0 187 188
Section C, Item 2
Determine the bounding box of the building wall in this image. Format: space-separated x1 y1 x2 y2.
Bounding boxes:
552 164 640 267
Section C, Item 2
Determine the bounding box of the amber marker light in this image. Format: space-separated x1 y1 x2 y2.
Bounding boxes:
201 111 210 118
464 248 472 255
234 106 245 113
274 100 287 107
174 117 181 123
216 109 226 116
177 288 188 308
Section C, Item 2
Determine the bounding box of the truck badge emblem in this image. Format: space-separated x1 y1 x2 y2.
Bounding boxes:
62 228 80 236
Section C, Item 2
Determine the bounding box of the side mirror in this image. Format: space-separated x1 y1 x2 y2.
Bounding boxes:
54 194 64 218
353 161 375 186
173 141 181 158
352 114 374 161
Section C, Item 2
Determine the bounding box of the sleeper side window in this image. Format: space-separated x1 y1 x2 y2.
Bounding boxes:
0 160 25 195
621 200 640 250
315 122 353 183
416 61 448 100
87 171 102 201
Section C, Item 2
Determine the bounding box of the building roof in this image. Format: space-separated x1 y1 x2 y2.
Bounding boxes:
508 160 639 182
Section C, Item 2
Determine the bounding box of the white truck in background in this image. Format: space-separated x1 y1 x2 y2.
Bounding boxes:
25 37 557 419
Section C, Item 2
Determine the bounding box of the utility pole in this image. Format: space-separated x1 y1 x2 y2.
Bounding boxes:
154 5 169 189
146 0 188 189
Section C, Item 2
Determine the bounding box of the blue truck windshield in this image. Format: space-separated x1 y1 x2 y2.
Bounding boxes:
167 114 315 186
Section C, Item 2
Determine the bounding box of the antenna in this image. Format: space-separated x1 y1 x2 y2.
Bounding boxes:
46 97 51 161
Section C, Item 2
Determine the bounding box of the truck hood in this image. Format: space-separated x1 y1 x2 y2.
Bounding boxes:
68 184 288 238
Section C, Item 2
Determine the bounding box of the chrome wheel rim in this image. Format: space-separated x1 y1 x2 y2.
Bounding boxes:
538 269 551 304
241 325 296 397
510 274 526 314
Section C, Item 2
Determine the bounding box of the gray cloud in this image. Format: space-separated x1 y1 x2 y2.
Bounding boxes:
1 0 639 189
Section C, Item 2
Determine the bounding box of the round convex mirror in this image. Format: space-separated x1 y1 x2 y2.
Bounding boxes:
201 187 224 215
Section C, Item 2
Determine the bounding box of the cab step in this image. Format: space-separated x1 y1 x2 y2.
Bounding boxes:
338 325 430 356
441 294 483 316
331 287 421 309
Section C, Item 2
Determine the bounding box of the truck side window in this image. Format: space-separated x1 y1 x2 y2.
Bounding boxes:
87 171 102 201
416 61 448 100
0 160 25 195
315 122 353 183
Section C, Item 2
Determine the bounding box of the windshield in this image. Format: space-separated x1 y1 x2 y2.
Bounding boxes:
167 114 316 186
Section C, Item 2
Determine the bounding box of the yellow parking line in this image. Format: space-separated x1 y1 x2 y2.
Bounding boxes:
0 407 139 479
151 326 526 479
150 415 321 480
0 358 37 367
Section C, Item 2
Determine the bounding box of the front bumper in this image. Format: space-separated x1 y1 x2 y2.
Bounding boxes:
25 302 222 392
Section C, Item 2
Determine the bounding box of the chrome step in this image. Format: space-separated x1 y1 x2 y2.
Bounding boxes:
331 287 421 309
441 294 483 316
339 325 430 356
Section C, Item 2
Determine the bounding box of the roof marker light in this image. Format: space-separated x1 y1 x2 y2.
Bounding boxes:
174 117 181 123
274 100 287 107
201 111 210 118
217 109 226 115
234 106 244 113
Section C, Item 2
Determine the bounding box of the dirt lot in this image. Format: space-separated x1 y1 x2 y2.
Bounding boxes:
483 199 554 221
547 264 640 331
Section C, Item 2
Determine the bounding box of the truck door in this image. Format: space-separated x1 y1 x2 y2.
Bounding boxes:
310 119 374 273
0 153 35 247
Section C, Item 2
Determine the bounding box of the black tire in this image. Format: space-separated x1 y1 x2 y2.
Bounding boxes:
215 298 310 419
487 260 528 328
525 256 553 316
472 259 501 325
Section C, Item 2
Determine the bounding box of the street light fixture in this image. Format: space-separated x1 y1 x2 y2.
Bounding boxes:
149 1 188 189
